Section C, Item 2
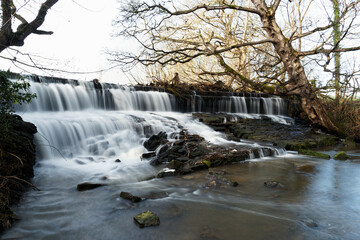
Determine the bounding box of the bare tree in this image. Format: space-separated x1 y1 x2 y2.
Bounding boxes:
112 0 360 133
0 0 58 53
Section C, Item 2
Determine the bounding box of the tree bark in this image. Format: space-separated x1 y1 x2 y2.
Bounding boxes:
0 0 58 53
251 0 338 132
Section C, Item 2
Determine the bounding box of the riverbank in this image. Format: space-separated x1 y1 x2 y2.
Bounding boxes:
0 114 37 233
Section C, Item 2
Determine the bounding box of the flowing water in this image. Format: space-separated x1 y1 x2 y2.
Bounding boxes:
3 79 360 239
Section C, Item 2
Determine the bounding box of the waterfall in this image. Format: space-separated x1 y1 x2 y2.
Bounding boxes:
15 78 288 117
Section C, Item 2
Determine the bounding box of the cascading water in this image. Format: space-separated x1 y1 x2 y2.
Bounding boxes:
4 77 296 239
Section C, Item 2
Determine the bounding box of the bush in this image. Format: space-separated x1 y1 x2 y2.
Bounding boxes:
0 71 36 134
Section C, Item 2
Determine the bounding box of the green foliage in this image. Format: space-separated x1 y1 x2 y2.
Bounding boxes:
0 71 36 116
0 71 36 136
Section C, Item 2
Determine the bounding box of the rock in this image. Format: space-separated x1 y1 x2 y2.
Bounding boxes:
156 168 176 178
298 149 330 159
264 181 285 189
333 151 349 160
301 219 318 228
77 182 105 191
141 152 156 159
115 159 121 163
133 210 160 228
120 192 142 203
141 191 169 200
200 225 221 240
143 131 168 151
294 163 315 173
165 160 184 171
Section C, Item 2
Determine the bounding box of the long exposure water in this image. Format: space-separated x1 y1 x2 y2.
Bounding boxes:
3 79 360 239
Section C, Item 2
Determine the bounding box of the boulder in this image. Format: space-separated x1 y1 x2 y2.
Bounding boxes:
77 182 105 191
141 152 156 159
133 210 160 228
120 192 142 203
333 151 349 160
143 131 168 151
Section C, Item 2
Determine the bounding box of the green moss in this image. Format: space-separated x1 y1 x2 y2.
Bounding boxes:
333 151 349 160
202 160 211 168
298 149 330 159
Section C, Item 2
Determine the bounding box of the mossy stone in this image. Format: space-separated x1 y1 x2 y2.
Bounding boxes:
298 149 330 159
133 210 160 228
334 151 349 160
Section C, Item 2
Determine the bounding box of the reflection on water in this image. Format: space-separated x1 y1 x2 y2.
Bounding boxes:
4 152 360 240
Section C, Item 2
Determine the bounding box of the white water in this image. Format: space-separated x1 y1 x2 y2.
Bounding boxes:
4 79 297 239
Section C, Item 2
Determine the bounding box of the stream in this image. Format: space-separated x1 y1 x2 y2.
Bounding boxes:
3 78 360 240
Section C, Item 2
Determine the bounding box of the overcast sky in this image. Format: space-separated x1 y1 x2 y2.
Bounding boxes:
0 0 139 84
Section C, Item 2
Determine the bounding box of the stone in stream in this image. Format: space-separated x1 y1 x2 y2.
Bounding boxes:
77 182 106 191
133 210 160 228
333 151 349 160
141 151 156 159
120 192 142 203
294 163 315 173
143 131 168 151
115 159 121 163
141 191 169 200
264 181 285 189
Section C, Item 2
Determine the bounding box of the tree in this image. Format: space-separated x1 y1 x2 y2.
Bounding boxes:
0 0 58 53
113 0 360 133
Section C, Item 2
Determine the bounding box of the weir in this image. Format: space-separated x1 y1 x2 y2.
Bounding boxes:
6 77 360 240
5 77 290 239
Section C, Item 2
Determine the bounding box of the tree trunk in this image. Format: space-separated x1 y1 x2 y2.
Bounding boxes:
251 0 338 133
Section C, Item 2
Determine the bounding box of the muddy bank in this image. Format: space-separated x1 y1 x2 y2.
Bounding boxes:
0 114 37 233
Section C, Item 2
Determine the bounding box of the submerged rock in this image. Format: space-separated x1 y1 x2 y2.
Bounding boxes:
298 149 330 159
141 191 169 200
294 163 315 173
77 182 106 191
333 151 349 160
120 192 142 203
133 210 160 228
264 181 285 189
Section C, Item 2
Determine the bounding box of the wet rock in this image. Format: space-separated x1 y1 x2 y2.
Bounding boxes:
141 152 156 159
156 168 176 178
115 159 121 163
133 210 160 228
298 149 330 159
301 219 318 228
120 192 142 203
206 169 238 188
200 225 221 240
165 160 184 171
294 163 315 173
144 131 168 151
264 181 285 189
333 151 349 160
77 182 106 191
204 180 219 189
141 191 169 200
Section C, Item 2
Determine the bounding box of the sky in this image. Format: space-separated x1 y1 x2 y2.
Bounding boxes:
0 0 140 84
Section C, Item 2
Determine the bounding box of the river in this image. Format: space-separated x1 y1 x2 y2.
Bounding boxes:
3 78 360 239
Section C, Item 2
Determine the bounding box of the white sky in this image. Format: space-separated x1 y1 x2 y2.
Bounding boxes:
0 0 141 84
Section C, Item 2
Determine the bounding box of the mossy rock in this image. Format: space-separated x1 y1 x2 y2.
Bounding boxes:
298 149 330 159
133 210 160 228
333 151 349 160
